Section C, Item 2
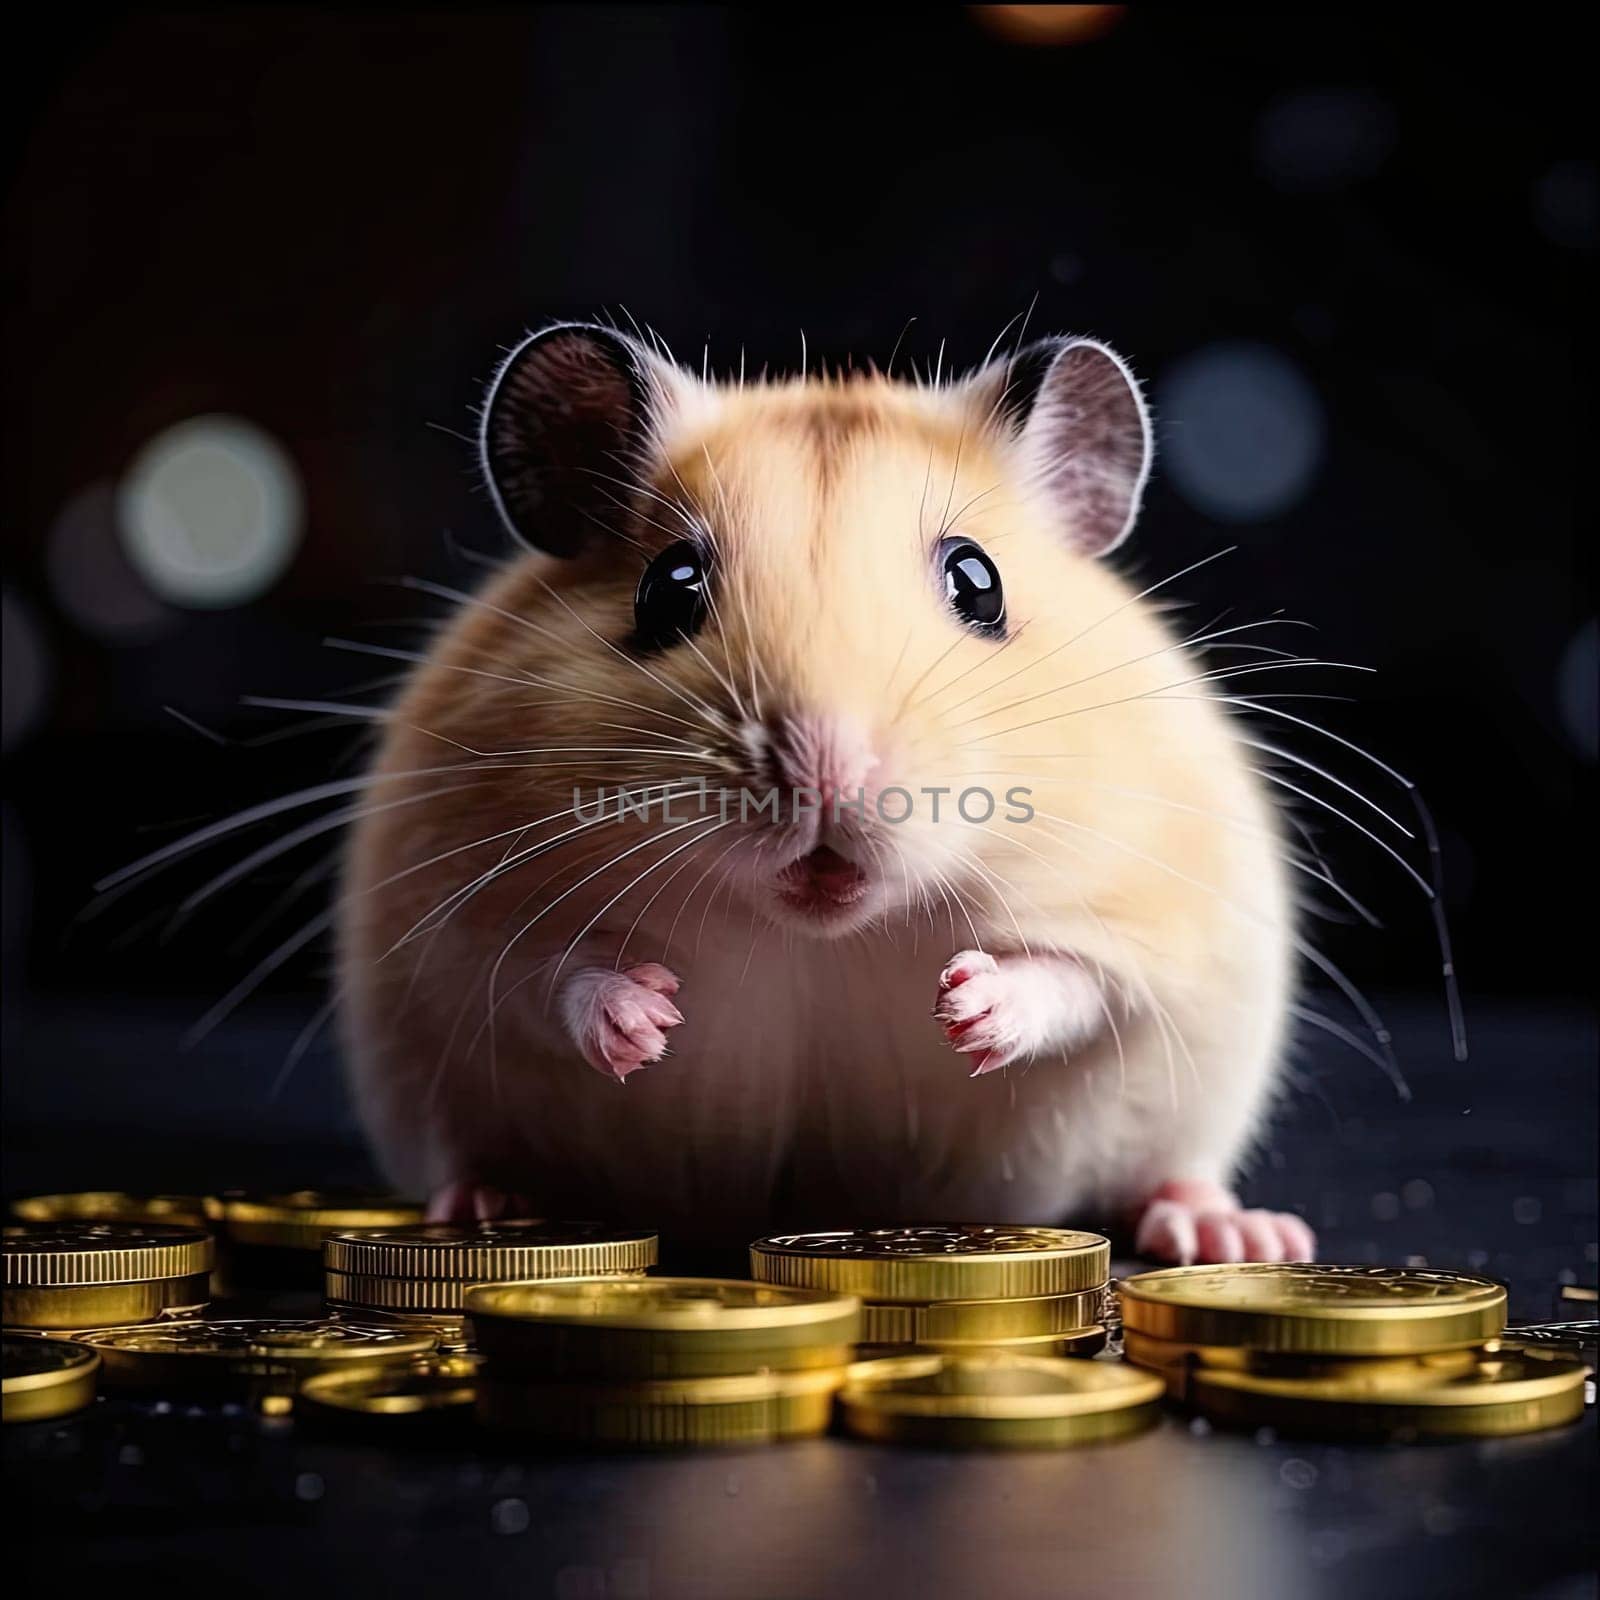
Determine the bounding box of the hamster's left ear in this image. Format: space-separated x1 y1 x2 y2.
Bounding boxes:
971 336 1153 556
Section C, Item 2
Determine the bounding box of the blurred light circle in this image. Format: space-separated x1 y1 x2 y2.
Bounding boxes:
118 415 303 608
1558 618 1598 763
1255 89 1396 192
1 589 51 752
971 5 1124 45
47 481 172 641
1533 159 1599 252
1158 341 1326 523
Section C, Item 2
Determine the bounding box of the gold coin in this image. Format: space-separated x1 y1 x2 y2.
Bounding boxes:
858 1288 1106 1345
205 1190 423 1252
750 1226 1110 1303
323 1221 657 1282
4 1278 211 1331
323 1302 473 1354
917 1325 1108 1359
10 1192 211 1230
78 1318 437 1393
1494 1321 1598 1365
297 1356 479 1421
857 1326 1108 1361
1118 1264 1506 1355
1123 1328 1485 1399
3 1223 214 1329
2 1336 99 1425
4 1223 213 1286
837 1351 1163 1448
465 1276 860 1379
1187 1348 1590 1438
475 1366 842 1446
322 1268 478 1316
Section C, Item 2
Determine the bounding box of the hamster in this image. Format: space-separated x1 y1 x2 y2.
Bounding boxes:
337 321 1313 1263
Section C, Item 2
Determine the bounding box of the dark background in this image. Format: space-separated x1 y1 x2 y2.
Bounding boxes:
3 6 1595 1133
4 15 1596 1597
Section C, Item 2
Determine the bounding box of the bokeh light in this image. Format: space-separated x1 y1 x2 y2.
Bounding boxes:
1558 618 1598 762
1 589 51 752
1533 159 1599 251
970 6 1124 46
1254 88 1396 192
47 480 173 641
1158 341 1326 524
117 415 304 609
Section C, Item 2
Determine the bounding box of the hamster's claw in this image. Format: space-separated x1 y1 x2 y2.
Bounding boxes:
934 949 1102 1076
1133 1180 1316 1264
934 955 1025 1074
560 964 686 1082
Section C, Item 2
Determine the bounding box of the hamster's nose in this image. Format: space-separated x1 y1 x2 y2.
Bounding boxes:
762 711 880 807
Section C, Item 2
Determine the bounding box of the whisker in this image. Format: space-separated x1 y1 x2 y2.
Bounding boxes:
1250 767 1433 898
1210 695 1467 1062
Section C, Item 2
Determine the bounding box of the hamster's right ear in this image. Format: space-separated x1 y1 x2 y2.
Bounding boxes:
972 336 1153 557
479 322 689 557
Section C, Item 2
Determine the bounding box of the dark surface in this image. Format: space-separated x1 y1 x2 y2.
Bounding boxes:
5 999 1597 1599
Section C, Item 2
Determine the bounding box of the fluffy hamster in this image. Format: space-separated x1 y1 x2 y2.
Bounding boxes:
338 322 1312 1262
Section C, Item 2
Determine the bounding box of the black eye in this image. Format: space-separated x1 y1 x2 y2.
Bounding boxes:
939 537 1005 638
634 539 711 653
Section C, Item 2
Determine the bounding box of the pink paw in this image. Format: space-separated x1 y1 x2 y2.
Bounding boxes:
934 949 1099 1076
936 951 1018 1074
560 963 685 1082
1133 1180 1316 1265
425 1182 537 1223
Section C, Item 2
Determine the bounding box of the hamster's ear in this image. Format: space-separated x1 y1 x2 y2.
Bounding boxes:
973 336 1152 556
479 322 688 557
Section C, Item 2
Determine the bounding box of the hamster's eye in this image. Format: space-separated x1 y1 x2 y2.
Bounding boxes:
939 537 1005 639
634 539 710 653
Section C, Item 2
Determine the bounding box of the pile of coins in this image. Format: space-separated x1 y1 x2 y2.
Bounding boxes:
3 1222 213 1332
463 1277 863 1446
1119 1263 1591 1439
322 1221 659 1352
2 1195 1591 1448
749 1225 1112 1358
740 1226 1163 1446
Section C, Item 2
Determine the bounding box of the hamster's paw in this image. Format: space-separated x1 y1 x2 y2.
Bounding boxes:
1133 1180 1316 1265
559 963 685 1082
934 949 1101 1076
425 1181 537 1223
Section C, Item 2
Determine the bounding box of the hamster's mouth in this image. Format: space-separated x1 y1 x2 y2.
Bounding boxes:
773 845 871 921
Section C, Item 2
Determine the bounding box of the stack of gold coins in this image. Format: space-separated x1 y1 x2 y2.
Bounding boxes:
2 1335 100 1424
322 1222 658 1352
75 1318 439 1407
10 1194 223 1297
3 1224 212 1332
749 1226 1112 1358
464 1277 860 1446
1119 1263 1590 1439
836 1349 1164 1448
206 1189 424 1289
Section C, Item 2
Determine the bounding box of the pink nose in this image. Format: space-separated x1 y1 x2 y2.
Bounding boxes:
772 713 878 806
